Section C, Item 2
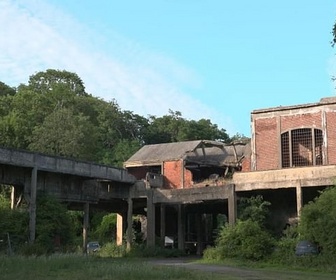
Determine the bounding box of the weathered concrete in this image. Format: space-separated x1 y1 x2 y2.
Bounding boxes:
0 147 136 183
233 165 336 190
153 185 235 204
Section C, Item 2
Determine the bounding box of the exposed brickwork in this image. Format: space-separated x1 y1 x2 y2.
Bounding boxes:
281 113 321 131
254 117 278 170
253 103 336 170
241 157 251 172
327 111 336 164
163 160 193 189
164 160 180 189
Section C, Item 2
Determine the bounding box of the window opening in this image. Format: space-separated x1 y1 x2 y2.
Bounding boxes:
281 128 323 168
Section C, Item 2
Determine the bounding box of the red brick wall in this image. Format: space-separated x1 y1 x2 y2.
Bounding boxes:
254 117 278 170
184 169 193 188
163 160 193 189
254 109 336 170
281 113 321 131
241 157 251 172
327 111 336 164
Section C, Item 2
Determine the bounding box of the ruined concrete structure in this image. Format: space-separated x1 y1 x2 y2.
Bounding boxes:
1 96 336 254
122 96 336 252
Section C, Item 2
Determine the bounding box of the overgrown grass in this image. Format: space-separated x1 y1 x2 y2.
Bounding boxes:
202 248 336 274
0 254 228 280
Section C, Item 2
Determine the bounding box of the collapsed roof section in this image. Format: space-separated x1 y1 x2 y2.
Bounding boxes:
124 139 251 170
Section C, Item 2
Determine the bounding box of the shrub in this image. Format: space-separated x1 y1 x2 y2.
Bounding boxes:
212 220 275 261
98 242 127 258
299 187 336 255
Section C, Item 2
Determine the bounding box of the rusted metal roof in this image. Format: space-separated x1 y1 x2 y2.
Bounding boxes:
124 140 250 168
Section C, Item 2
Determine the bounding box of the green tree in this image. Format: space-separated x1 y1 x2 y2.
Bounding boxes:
94 213 117 243
28 106 99 161
238 195 271 227
24 69 86 96
0 81 16 96
299 187 336 255
35 195 75 252
144 110 230 144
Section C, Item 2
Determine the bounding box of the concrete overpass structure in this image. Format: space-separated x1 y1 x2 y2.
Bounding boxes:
1 145 335 254
0 146 238 252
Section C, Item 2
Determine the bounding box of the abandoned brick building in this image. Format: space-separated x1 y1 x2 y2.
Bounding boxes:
3 96 335 253
121 96 336 252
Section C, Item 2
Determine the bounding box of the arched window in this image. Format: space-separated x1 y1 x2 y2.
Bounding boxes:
281 128 323 168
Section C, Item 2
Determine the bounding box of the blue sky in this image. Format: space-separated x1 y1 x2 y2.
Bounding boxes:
1 0 336 137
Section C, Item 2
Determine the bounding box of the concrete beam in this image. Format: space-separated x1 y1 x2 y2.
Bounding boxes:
0 147 136 183
153 185 233 204
234 165 336 191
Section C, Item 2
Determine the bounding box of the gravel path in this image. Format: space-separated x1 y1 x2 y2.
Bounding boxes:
147 257 335 280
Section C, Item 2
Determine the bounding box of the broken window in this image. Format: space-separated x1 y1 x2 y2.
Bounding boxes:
281 128 323 168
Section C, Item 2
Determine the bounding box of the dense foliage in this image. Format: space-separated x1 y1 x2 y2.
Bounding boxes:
204 196 275 261
0 69 232 167
298 187 336 255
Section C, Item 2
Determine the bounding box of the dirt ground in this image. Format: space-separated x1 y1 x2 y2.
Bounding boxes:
147 257 335 280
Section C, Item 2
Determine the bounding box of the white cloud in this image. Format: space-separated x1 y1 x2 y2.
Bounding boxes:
0 0 236 135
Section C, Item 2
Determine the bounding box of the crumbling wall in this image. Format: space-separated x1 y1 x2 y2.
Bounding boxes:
163 160 193 189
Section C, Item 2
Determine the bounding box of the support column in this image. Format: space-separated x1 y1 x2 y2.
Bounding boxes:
296 183 303 218
160 204 166 248
83 202 89 254
29 166 37 244
196 213 202 255
146 190 156 247
10 186 15 210
116 213 125 246
177 204 185 251
228 184 237 225
126 198 133 250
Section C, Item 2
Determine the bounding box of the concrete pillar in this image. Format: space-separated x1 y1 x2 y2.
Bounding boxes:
146 190 156 247
29 166 37 244
116 213 125 246
83 202 89 254
10 186 15 210
196 212 202 255
160 204 166 248
126 198 133 250
177 204 185 251
296 183 303 217
228 184 237 225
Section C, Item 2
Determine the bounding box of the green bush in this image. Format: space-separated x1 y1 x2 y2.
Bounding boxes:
19 243 48 256
202 246 221 261
212 220 275 261
270 235 297 264
299 187 336 255
98 242 127 258
35 195 75 253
